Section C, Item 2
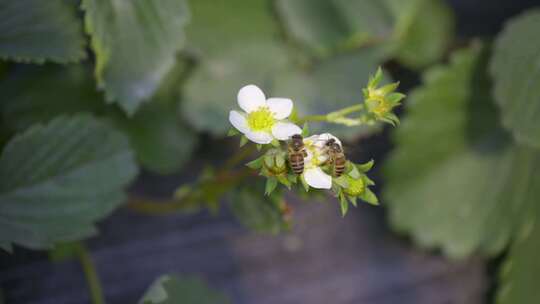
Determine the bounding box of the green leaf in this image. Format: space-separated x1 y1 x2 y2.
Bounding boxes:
497 218 540 304
240 135 249 147
0 65 105 132
180 0 291 135
82 0 190 114
111 102 197 175
275 0 392 57
0 0 86 63
359 188 378 206
273 48 385 140
0 242 12 253
139 274 230 304
231 188 286 233
384 44 540 258
384 0 454 68
264 177 278 196
246 157 263 169
490 10 540 148
0 115 138 249
275 0 453 66
357 159 375 172
181 43 290 135
339 195 349 217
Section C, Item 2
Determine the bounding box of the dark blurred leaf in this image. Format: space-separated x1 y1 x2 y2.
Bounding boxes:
384 45 540 258
112 102 197 174
275 0 392 57
0 0 86 63
82 0 190 114
490 10 540 149
497 217 540 304
0 115 138 250
384 0 454 68
276 0 454 67
181 43 290 135
0 65 104 132
139 274 229 304
273 48 385 140
181 0 291 135
231 187 287 234
186 0 280 57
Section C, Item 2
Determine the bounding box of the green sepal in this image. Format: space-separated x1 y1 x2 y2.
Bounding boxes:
333 175 349 188
300 174 310 192
264 154 275 168
339 193 349 217
275 152 286 168
227 128 240 137
347 195 358 207
271 139 280 147
287 174 298 184
265 177 278 196
240 135 248 147
359 188 378 205
256 144 263 151
368 66 384 88
357 159 374 172
387 92 406 104
246 157 263 169
347 162 361 179
378 82 400 95
301 122 310 137
277 174 291 189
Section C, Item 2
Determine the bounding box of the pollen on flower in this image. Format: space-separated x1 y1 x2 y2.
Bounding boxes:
367 99 391 117
343 176 365 196
247 107 275 131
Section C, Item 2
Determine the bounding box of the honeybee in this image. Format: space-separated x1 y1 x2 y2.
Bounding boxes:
325 138 346 177
288 134 307 175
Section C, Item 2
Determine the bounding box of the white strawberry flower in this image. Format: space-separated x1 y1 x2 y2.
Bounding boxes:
229 85 302 144
301 133 342 189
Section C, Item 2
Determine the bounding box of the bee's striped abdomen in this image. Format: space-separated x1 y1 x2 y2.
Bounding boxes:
333 155 346 177
289 153 305 174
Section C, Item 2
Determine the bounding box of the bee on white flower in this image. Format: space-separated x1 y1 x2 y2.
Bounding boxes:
301 133 342 190
229 85 302 144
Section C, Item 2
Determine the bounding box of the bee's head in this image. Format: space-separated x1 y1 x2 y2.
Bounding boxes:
330 142 342 153
291 134 303 148
325 138 336 147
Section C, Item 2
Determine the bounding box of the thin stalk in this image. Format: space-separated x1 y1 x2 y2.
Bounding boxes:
75 243 105 304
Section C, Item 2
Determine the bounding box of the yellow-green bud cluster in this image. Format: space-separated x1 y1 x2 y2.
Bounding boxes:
363 67 405 126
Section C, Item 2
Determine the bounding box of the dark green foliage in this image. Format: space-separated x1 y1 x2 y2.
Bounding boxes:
0 115 138 249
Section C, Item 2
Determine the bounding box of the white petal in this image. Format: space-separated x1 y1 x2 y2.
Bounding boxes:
244 130 273 144
229 111 249 134
303 167 332 189
266 98 293 119
318 133 342 146
271 122 302 140
238 84 266 113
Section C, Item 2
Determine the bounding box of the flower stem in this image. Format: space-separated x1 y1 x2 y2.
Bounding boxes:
297 104 365 124
75 243 105 304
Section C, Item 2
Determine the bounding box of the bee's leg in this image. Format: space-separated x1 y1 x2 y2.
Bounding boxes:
303 150 307 157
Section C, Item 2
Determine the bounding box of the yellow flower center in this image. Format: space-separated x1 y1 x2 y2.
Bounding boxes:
344 176 365 196
247 107 275 131
303 140 327 168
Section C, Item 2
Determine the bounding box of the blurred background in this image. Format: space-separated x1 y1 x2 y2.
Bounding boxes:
1 0 540 303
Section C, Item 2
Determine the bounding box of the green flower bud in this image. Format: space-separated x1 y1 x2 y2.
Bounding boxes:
263 148 287 175
343 175 366 197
